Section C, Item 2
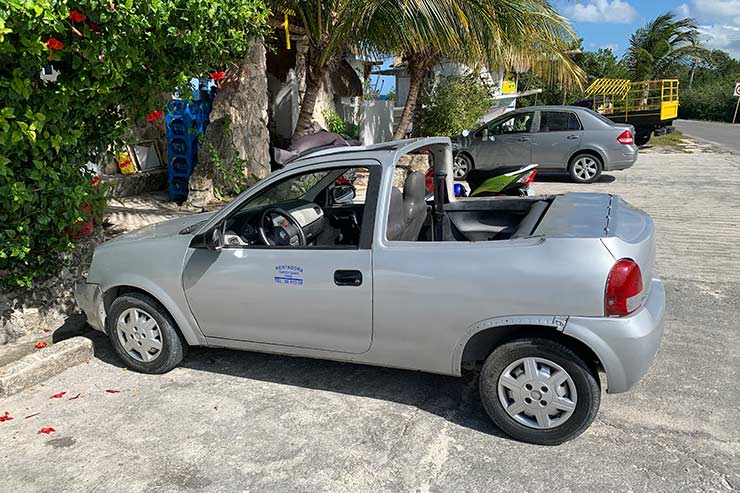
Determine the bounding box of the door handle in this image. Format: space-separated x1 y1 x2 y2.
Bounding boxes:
566 135 579 140
334 270 362 287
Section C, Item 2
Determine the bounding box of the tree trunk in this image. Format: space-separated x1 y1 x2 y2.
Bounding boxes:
392 58 427 140
293 68 324 141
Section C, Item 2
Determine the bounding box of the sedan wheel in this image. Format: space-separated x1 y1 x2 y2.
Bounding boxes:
568 154 602 184
497 357 577 429
479 338 600 445
107 292 185 374
116 307 163 363
453 154 472 180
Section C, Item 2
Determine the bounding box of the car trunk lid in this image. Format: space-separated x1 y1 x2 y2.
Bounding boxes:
534 193 656 291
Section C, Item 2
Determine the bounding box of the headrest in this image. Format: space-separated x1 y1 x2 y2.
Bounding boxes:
403 171 426 203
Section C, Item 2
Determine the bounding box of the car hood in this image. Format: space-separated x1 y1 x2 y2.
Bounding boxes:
103 212 214 246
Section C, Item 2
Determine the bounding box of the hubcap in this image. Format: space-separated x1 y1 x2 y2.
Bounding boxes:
453 156 469 179
497 357 577 429
573 157 598 181
116 308 163 363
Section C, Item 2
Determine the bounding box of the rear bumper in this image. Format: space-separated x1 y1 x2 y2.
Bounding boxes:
563 276 665 393
74 281 106 333
604 146 638 171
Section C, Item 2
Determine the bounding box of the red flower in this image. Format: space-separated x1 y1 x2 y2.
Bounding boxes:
35 341 48 349
146 110 163 122
91 176 100 186
0 411 13 422
88 22 101 34
50 392 66 399
45 38 64 50
210 71 226 81
109 1 116 11
42 328 51 333
38 427 56 434
69 10 87 23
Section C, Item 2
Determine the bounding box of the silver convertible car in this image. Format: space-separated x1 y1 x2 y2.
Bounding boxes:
452 106 638 183
76 137 664 445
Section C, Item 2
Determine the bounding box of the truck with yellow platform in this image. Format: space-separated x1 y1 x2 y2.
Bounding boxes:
574 78 679 146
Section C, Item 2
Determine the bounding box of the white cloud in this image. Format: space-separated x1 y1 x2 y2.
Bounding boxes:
600 43 620 52
686 1 740 58
674 3 691 19
563 0 639 24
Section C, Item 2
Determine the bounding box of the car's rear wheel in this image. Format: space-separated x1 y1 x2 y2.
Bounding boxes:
107 292 185 374
453 153 473 180
568 153 602 184
479 338 600 445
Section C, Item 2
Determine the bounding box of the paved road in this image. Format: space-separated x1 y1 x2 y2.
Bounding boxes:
1 149 740 491
675 119 740 153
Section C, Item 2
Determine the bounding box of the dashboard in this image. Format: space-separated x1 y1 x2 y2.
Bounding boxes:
224 200 325 247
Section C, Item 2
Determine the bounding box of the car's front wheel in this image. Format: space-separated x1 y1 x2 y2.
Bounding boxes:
568 153 603 184
453 153 473 180
479 338 600 445
107 292 186 374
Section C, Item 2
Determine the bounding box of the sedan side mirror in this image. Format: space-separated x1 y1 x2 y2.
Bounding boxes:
461 129 470 137
331 184 356 205
190 222 225 250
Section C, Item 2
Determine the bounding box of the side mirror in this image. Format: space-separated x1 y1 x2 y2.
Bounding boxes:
461 129 470 137
190 222 224 250
331 184 356 204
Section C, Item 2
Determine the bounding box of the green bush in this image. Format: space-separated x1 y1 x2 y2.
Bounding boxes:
413 74 494 137
679 83 740 122
321 109 347 135
0 0 268 289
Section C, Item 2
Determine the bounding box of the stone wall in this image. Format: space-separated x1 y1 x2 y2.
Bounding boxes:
0 229 104 346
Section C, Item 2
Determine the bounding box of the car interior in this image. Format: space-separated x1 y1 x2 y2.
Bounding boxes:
220 144 553 248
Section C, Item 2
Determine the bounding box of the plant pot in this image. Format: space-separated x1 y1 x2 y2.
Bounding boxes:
66 203 94 239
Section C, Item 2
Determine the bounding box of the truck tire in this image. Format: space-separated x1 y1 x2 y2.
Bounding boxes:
479 338 600 445
107 292 186 374
635 132 651 146
568 153 602 184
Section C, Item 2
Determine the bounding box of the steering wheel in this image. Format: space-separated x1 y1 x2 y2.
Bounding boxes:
257 207 307 247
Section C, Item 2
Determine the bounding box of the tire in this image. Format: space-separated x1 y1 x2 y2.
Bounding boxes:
453 153 473 180
635 132 651 146
106 292 186 374
479 338 600 445
568 153 603 184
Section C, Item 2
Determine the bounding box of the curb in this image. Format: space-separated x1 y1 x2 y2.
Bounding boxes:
0 337 93 398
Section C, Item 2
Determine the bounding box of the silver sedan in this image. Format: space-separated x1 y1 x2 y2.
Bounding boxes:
453 105 638 183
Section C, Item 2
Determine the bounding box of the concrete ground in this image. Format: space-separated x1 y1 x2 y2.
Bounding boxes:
1 146 739 492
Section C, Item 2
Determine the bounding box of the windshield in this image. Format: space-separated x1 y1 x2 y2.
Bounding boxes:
241 170 331 210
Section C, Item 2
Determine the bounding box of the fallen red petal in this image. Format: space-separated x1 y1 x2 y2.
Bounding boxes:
24 413 40 419
0 411 13 422
50 391 66 399
105 389 121 394
68 393 81 400
38 427 56 434
35 341 48 349
42 328 51 333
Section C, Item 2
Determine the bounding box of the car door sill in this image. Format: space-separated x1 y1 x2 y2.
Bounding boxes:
204 335 372 355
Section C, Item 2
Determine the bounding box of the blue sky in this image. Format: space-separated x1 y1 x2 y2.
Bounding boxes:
557 0 740 58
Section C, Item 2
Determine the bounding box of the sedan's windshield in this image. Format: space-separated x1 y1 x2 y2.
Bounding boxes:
241 170 331 210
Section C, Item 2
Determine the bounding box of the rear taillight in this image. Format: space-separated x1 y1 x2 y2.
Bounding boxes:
617 129 634 145
605 259 643 316
519 170 537 185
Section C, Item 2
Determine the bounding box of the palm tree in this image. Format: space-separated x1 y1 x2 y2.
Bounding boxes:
274 0 383 140
365 0 584 140
623 13 708 80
